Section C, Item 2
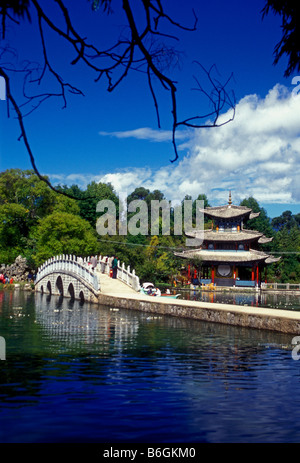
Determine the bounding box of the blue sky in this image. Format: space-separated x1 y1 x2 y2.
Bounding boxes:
0 0 299 218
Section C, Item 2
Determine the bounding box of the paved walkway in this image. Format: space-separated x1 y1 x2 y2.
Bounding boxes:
95 270 300 334
96 271 139 295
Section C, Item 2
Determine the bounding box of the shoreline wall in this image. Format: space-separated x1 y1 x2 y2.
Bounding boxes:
98 293 300 335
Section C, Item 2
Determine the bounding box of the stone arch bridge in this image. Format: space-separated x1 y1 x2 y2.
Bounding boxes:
35 255 140 303
35 255 100 303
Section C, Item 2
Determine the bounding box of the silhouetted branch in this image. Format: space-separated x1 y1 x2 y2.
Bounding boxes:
0 1 235 191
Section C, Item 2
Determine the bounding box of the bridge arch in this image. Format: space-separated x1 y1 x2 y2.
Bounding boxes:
55 275 64 297
67 283 75 301
35 255 100 303
79 290 85 304
46 280 52 295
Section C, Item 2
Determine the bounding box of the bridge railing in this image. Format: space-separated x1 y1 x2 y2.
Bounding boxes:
35 255 140 293
261 282 300 291
35 255 99 291
98 256 140 292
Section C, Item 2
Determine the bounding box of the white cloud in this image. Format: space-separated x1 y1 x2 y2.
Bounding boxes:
52 84 300 208
99 127 190 143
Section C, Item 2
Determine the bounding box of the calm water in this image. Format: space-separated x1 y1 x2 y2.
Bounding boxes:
1 289 300 443
180 288 300 311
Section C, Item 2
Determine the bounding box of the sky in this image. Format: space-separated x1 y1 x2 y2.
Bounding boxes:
0 0 299 218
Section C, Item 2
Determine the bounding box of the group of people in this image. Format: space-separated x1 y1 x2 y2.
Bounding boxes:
90 255 119 279
0 273 14 284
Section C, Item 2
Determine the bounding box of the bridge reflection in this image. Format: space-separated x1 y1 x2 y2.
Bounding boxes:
34 293 140 351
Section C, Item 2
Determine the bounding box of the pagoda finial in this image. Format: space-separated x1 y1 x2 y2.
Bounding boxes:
228 190 232 205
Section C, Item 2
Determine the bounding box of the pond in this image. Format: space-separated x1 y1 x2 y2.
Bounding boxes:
178 288 300 311
1 289 300 443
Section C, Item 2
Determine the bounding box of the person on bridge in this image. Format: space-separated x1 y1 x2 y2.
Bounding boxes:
112 256 118 279
90 256 98 271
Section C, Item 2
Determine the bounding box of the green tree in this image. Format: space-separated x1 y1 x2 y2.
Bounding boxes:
59 181 118 227
32 212 99 266
193 193 210 225
271 210 298 231
0 203 29 263
272 224 300 282
0 169 80 220
240 197 274 238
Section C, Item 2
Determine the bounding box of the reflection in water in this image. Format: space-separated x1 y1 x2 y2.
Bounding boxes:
182 288 300 311
0 289 300 443
35 292 140 353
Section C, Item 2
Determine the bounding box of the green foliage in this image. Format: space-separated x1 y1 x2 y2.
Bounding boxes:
32 212 99 266
240 197 274 238
0 169 299 284
271 210 299 231
240 196 300 283
58 181 118 227
0 169 80 220
271 225 300 282
0 202 30 263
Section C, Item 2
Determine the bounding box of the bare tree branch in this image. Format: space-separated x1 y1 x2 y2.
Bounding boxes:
0 0 235 192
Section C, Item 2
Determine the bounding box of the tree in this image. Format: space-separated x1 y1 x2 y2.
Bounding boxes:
31 211 99 266
59 181 119 227
0 169 80 220
272 224 300 282
0 202 29 263
240 197 274 238
271 210 298 231
0 168 81 263
0 1 235 197
262 1 300 76
193 193 210 225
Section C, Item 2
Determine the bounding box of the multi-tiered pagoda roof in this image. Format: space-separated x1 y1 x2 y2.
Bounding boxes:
175 193 280 287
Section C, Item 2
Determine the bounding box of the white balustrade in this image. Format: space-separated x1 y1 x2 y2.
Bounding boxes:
36 254 140 293
99 255 140 291
36 254 99 291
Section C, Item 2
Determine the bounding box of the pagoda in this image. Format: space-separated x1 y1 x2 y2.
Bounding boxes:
175 192 280 287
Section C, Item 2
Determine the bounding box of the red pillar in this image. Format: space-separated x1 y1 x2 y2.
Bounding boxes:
256 265 259 285
211 265 215 284
251 266 254 281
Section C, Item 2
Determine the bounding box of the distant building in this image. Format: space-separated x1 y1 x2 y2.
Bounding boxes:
175 192 280 288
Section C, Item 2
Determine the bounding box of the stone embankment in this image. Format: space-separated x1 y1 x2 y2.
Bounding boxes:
98 273 300 335
0 256 34 283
